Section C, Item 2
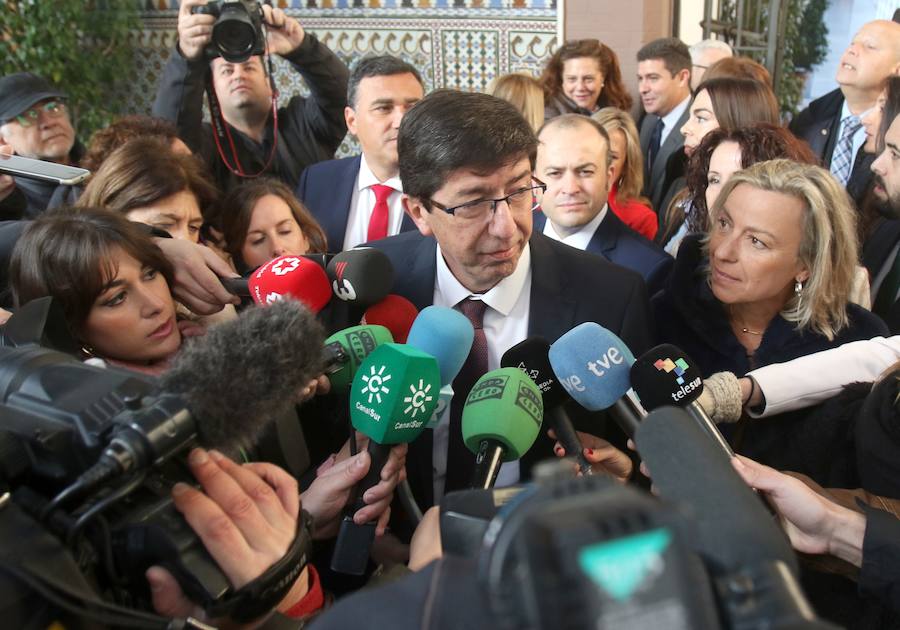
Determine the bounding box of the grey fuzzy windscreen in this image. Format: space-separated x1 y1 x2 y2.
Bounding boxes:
160 299 325 452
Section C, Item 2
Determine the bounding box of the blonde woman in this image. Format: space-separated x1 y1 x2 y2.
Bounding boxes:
490 73 544 132
592 107 657 239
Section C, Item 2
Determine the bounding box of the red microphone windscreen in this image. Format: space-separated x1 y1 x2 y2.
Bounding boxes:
361 294 418 344
247 255 332 313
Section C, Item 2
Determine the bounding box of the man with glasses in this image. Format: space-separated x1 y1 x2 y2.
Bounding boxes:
0 73 80 218
534 114 672 296
368 89 651 507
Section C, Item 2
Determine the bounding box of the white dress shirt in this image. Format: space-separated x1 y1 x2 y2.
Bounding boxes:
659 95 691 148
342 154 405 250
541 206 606 250
430 243 532 503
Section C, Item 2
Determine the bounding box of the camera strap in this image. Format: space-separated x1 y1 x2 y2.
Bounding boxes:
203 508 314 623
205 46 280 180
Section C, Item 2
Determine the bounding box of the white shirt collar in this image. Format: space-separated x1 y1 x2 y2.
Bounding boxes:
541 206 606 250
357 153 403 192
434 242 532 317
661 95 691 131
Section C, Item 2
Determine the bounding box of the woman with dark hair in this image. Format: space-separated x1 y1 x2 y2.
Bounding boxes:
540 39 632 119
79 137 219 243
10 207 185 373
221 178 327 272
660 77 781 252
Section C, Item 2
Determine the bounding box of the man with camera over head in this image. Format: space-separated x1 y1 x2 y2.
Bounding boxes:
153 0 350 193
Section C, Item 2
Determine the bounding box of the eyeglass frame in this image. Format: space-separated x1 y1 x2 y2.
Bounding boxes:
7 100 68 128
425 177 547 219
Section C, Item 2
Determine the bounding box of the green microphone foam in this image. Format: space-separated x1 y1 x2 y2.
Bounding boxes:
350 343 441 444
326 324 393 392
461 367 544 461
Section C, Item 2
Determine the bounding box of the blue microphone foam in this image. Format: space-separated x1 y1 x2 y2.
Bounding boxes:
407 305 474 386
547 322 635 410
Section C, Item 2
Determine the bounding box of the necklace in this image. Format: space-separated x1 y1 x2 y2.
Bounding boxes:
740 325 762 336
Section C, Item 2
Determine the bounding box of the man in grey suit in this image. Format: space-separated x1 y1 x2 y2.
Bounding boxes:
637 38 692 215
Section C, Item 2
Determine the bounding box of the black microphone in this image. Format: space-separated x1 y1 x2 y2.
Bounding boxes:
630 344 734 459
60 299 326 502
501 337 592 475
326 247 394 308
634 406 797 574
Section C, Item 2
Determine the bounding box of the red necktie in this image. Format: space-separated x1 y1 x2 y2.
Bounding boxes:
366 184 393 242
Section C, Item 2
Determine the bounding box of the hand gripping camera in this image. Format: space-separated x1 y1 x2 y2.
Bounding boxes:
192 1 266 63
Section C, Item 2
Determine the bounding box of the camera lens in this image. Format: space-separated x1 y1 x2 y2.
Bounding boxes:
212 5 257 63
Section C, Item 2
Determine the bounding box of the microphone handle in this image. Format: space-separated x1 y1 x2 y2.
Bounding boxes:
609 394 643 438
221 277 249 297
330 439 392 575
548 406 593 476
687 400 734 459
470 439 506 490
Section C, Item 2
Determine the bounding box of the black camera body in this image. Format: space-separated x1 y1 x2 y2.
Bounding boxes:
191 1 266 63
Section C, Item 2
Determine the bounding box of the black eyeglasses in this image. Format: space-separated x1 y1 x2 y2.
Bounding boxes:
428 179 546 221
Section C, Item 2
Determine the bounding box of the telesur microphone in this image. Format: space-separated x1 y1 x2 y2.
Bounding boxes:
630 344 734 458
246 255 332 313
332 343 441 575
323 324 394 393
361 294 419 344
406 306 474 429
326 247 394 307
502 337 591 475
461 367 544 489
547 323 645 437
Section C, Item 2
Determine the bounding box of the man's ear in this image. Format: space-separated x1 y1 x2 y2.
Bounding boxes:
676 68 691 89
344 106 358 136
403 195 434 237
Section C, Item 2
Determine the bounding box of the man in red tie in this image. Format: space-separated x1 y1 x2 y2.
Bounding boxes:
296 56 425 251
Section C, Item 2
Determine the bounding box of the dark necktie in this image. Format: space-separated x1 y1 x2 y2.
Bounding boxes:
445 297 488 494
366 183 393 241
830 115 862 187
647 117 665 172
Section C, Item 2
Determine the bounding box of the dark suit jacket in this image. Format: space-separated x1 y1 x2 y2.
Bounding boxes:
369 230 652 506
533 210 673 296
789 87 874 204
863 218 900 334
639 103 690 213
295 155 416 251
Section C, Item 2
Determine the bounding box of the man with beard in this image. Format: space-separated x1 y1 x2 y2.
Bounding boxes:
868 105 900 331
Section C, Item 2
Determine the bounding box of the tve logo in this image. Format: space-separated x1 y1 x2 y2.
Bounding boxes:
558 346 625 394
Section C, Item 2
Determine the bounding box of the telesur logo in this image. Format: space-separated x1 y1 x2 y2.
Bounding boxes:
654 357 701 402
360 364 392 404
271 257 301 276
403 379 434 418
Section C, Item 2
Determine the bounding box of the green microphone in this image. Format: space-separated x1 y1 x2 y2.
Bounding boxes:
323 324 394 393
331 343 441 575
462 367 544 489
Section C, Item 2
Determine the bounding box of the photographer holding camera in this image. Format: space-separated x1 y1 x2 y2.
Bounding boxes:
152 0 349 193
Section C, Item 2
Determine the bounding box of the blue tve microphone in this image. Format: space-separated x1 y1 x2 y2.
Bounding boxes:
406 306 474 428
548 323 645 437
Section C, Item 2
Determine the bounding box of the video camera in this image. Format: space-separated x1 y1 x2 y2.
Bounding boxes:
441 460 838 629
0 298 295 623
191 1 266 63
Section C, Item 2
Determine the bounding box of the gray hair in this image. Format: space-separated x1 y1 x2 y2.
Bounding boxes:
689 39 734 64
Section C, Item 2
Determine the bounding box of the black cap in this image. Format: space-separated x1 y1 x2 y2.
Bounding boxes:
629 343 704 411
0 73 66 123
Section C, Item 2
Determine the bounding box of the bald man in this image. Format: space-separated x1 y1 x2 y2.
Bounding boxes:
790 20 900 203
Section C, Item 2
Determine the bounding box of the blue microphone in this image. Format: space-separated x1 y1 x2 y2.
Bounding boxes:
406 306 474 428
548 323 645 437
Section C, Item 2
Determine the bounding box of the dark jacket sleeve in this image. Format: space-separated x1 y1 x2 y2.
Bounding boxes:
0 220 28 308
860 505 900 613
617 275 652 357
151 46 212 155
280 33 349 156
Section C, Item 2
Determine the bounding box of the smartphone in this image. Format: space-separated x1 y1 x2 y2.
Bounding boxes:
0 153 91 185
